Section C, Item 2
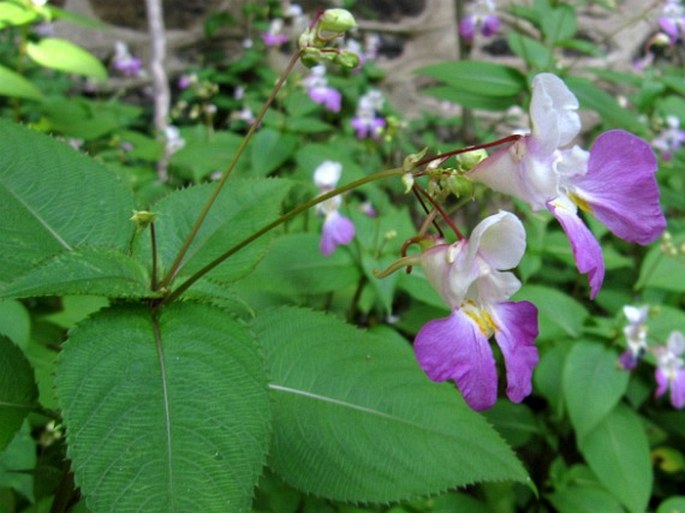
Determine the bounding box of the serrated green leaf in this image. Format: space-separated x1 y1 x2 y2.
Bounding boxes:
26 38 107 80
254 307 528 503
144 178 291 287
563 342 629 439
0 336 38 451
56 303 271 513
578 404 652 513
416 61 526 97
0 247 152 299
250 128 297 176
515 285 588 339
0 64 44 101
0 120 135 287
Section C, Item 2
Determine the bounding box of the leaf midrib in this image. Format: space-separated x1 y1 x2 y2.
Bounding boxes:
0 179 73 251
269 383 476 441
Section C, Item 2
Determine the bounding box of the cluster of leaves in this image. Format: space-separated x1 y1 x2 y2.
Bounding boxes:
1 0 684 513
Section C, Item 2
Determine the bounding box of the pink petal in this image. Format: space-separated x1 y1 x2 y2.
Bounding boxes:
574 130 666 245
670 370 685 409
492 301 539 403
656 369 669 399
481 15 501 37
320 211 355 256
459 16 476 42
414 310 498 411
308 86 342 113
548 200 605 299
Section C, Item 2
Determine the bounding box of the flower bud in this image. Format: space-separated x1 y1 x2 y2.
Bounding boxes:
300 47 322 67
319 9 357 34
456 148 488 171
446 175 474 198
335 50 360 69
401 172 415 193
130 210 157 230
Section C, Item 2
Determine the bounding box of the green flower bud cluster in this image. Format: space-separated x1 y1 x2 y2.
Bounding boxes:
299 9 360 69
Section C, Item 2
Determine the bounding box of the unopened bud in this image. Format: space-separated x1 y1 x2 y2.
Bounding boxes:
401 172 415 193
456 148 488 171
335 50 360 69
446 175 474 198
403 147 428 171
130 210 156 230
300 47 322 67
319 9 357 34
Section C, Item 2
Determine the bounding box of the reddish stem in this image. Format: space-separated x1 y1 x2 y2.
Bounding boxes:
413 133 522 171
413 183 464 240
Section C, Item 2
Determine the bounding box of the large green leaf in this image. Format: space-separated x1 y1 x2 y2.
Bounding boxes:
658 497 685 513
507 33 554 70
416 60 526 98
0 119 135 287
578 404 652 513
170 127 245 182
0 64 44 101
548 485 624 513
250 128 298 176
0 336 38 451
235 232 360 296
26 38 107 80
144 178 290 287
253 307 528 503
636 233 685 292
566 77 646 135
0 247 152 299
563 342 629 439
0 300 30 349
56 303 271 513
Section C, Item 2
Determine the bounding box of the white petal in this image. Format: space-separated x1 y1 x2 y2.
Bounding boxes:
530 73 581 153
667 331 685 356
469 211 527 270
313 161 343 189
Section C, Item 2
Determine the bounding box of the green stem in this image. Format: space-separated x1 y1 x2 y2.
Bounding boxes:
161 166 405 305
158 48 304 290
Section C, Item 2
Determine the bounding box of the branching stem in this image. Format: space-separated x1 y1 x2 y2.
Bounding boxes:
161 166 405 305
158 48 304 290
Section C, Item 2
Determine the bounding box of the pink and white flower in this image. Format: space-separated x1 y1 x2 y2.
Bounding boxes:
351 89 385 139
314 161 355 255
302 65 342 113
619 305 649 370
414 211 539 411
459 0 501 42
659 0 685 43
654 331 685 409
469 73 666 298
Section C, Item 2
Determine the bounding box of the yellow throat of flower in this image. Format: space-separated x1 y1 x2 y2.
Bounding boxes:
462 301 499 337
